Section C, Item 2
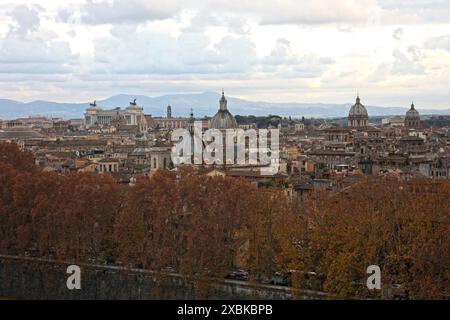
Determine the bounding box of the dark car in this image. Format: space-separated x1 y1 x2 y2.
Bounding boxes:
226 269 249 281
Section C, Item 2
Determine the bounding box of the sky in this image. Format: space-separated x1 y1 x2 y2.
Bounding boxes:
0 0 450 108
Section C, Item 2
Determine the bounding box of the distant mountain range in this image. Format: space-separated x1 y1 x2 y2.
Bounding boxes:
1 92 450 120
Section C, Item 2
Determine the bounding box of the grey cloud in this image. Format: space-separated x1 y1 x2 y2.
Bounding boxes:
56 6 78 24
393 28 403 41
52 0 450 31
392 48 425 75
54 0 450 30
0 63 73 74
379 0 450 23
425 35 450 51
289 54 335 78
366 45 427 84
213 36 257 72
10 4 42 35
368 63 390 82
92 27 333 79
224 16 252 34
262 39 300 66
0 4 78 74
69 0 380 27
183 13 221 33
92 28 257 75
0 34 76 65
379 0 450 11
183 12 251 35
80 0 181 25
204 0 378 25
261 38 334 76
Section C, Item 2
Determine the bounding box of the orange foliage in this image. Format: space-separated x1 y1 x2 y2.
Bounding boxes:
281 177 450 299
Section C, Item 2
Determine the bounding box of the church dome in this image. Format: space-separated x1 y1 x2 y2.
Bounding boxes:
211 91 238 130
349 96 368 117
405 103 420 128
348 95 369 128
406 103 420 119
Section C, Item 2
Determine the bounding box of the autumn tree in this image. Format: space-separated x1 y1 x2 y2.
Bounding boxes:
115 170 182 270
280 177 450 299
0 142 35 172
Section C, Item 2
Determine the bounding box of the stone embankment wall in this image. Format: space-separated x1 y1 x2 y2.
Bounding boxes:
0 255 326 300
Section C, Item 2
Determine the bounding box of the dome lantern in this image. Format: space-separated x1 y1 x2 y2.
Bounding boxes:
219 89 228 111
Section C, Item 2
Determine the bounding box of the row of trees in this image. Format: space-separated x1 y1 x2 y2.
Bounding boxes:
0 142 448 299
283 180 450 299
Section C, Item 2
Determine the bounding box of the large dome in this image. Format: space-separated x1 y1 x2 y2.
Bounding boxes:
405 103 420 128
348 95 369 128
349 96 368 117
406 103 420 119
210 91 238 130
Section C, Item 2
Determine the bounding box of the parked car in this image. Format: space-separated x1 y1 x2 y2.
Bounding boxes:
226 269 249 281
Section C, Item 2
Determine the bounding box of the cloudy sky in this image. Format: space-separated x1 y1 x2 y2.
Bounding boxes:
0 0 450 108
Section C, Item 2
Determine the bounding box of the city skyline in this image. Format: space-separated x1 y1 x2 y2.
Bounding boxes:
1 0 449 304
0 0 450 108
